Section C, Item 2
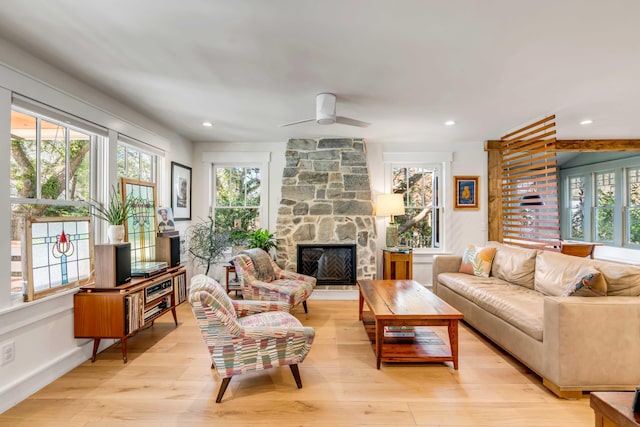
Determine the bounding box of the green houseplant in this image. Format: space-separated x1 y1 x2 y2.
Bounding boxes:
248 228 277 253
90 185 134 243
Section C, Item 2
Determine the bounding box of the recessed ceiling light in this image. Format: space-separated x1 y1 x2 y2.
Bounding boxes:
202 121 213 127
580 119 593 125
445 120 456 126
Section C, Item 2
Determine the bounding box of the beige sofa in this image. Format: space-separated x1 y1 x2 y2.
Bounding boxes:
432 241 640 398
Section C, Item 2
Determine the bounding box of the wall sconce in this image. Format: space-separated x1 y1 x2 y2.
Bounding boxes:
376 194 405 247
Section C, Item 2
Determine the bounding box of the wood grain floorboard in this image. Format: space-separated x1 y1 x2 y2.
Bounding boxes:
0 300 593 426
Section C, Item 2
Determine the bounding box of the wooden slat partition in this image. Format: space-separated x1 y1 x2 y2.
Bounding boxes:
501 115 560 250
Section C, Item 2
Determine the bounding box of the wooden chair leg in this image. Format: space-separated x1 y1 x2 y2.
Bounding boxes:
302 300 308 313
216 377 232 403
289 364 303 389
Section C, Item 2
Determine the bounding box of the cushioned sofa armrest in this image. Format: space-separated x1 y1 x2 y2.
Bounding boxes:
543 296 640 389
232 300 292 316
432 255 462 294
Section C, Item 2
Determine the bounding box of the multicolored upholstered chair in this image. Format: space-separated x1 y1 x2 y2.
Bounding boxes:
233 248 316 313
188 274 315 403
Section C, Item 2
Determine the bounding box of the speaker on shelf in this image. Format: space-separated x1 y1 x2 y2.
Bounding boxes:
94 243 132 288
156 235 180 267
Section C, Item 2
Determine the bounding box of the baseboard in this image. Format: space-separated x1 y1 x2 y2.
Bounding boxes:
0 340 95 414
309 288 359 300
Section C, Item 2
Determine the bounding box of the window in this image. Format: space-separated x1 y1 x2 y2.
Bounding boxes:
391 166 441 249
594 171 616 242
213 166 262 232
561 156 640 248
117 143 156 182
627 167 640 245
10 107 97 300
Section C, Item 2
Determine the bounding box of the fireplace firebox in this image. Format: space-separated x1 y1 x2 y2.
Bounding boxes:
297 243 357 286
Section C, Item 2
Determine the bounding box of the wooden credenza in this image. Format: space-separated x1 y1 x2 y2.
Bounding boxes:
74 266 187 363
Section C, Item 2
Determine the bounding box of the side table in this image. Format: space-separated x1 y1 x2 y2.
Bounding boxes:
382 249 413 280
224 263 242 296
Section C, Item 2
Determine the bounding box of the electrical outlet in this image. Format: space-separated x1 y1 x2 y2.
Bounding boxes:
1 341 15 366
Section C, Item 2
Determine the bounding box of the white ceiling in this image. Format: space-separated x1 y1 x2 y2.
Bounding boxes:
1 0 640 145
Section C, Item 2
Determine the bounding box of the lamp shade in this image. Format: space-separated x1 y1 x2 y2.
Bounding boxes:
376 194 405 217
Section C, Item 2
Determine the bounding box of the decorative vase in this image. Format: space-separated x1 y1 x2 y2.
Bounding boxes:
108 224 125 244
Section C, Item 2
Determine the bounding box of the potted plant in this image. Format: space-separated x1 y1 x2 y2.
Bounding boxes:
90 184 133 244
248 228 277 253
187 216 230 276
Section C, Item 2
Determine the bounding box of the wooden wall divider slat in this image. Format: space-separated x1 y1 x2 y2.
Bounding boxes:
499 115 560 249
486 137 640 242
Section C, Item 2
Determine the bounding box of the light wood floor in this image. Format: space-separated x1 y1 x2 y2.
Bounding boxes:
0 300 594 426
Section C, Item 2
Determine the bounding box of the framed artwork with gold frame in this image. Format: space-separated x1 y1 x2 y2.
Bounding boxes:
454 176 479 210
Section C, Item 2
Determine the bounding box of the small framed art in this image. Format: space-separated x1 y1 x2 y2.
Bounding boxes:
454 176 479 210
171 162 192 221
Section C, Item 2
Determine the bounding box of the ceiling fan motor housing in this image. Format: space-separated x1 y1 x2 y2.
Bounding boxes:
316 92 337 125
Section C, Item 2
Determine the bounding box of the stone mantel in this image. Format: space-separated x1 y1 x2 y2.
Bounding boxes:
276 138 377 281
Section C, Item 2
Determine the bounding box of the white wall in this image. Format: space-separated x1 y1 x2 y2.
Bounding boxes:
366 142 488 285
0 40 192 413
191 140 488 287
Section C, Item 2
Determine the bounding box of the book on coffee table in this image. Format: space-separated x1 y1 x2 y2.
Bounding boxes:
383 326 415 337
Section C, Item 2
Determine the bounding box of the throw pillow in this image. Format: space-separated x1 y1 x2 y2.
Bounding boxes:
459 245 497 277
561 271 606 297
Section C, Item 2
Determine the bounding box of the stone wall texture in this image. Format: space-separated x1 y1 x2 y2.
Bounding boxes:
276 138 377 280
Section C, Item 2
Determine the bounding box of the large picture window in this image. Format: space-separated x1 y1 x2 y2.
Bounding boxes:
213 166 262 232
391 166 441 249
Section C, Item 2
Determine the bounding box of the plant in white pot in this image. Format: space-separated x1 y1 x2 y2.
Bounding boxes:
91 185 133 244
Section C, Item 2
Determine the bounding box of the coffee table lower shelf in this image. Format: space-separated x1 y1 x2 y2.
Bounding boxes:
361 311 458 368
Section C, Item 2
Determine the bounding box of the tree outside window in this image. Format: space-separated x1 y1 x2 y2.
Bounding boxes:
569 176 585 239
214 166 261 238
595 171 615 242
628 168 640 245
391 166 440 248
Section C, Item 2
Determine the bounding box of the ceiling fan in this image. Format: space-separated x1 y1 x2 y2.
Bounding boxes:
280 93 370 128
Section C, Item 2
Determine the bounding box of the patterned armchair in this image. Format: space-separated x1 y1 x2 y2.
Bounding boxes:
189 274 315 403
233 248 316 313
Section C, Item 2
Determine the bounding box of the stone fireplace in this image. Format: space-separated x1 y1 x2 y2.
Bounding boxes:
276 138 377 283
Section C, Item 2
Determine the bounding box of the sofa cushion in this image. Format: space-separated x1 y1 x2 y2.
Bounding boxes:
487 241 538 289
593 260 640 296
534 250 604 296
459 244 496 277
438 272 544 341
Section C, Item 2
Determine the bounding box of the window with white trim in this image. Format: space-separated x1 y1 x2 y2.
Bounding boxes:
391 165 441 248
10 106 100 300
213 166 262 235
117 142 157 183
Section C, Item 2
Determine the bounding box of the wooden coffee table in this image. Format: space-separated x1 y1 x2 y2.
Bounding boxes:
590 392 640 427
357 279 463 369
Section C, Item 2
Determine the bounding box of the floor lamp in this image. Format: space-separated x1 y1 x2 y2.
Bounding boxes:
376 194 405 248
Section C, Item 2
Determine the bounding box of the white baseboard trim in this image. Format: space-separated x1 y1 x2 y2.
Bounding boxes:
309 289 359 300
0 340 94 414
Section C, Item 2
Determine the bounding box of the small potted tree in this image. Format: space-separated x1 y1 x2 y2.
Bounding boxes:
187 216 230 276
91 185 133 244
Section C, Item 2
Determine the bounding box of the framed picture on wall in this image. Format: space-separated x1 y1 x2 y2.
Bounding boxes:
454 176 479 210
171 162 192 221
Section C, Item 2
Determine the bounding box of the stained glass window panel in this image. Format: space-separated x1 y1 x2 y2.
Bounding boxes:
26 217 93 301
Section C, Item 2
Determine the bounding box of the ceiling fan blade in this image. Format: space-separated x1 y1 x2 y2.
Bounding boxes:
335 116 371 128
279 118 315 127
